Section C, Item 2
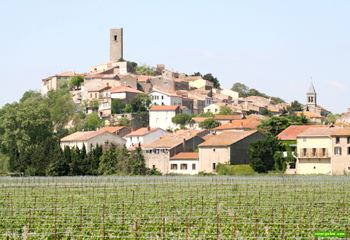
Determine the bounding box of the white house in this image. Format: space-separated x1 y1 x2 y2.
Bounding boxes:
150 88 182 106
220 89 239 101
124 127 168 148
169 152 199 175
149 105 181 131
60 130 126 152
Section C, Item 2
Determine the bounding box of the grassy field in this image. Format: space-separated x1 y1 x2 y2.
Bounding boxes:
0 176 350 239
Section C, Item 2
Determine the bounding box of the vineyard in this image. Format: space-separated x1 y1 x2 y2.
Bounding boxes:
0 176 350 239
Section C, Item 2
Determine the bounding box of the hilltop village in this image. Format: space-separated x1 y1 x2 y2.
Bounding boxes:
13 28 350 175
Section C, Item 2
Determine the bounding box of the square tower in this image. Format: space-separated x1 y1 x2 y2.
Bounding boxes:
110 28 123 62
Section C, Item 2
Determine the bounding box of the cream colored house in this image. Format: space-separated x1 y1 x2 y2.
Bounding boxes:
169 152 199 175
218 89 239 101
60 130 126 152
198 130 264 173
296 127 350 175
149 105 181 131
189 77 214 90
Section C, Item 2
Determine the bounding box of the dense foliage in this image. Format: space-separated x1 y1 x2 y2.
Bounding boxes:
172 113 192 127
258 114 308 136
248 135 283 173
219 106 233 115
0 90 151 176
198 118 220 130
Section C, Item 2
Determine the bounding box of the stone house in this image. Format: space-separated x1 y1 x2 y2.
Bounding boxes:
60 130 126 152
42 71 82 95
124 127 168 149
142 130 206 174
198 130 265 173
99 126 131 137
110 85 143 102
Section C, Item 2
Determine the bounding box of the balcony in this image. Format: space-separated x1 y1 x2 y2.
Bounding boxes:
298 148 330 159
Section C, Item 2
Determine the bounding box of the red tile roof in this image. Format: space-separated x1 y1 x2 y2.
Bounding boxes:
149 105 180 111
199 130 258 147
100 126 127 134
214 118 261 131
170 152 199 160
297 127 350 137
61 131 107 142
126 127 164 137
277 125 325 141
110 86 143 94
214 114 243 121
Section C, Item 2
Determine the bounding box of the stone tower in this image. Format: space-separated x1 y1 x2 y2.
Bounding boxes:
110 28 123 62
306 82 317 108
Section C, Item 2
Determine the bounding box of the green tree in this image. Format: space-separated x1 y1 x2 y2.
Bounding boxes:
99 145 118 175
69 75 84 90
135 65 156 76
47 88 76 132
111 99 126 114
172 113 192 127
231 82 249 97
258 115 308 136
46 144 68 176
202 73 220 89
248 135 282 173
127 61 138 73
117 117 130 127
124 94 151 113
129 147 147 175
199 118 220 130
219 106 233 115
288 100 303 112
81 113 103 130
273 151 286 172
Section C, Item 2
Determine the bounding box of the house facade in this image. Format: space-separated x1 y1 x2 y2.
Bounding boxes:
124 127 168 148
150 89 182 106
149 105 181 130
198 131 264 173
296 127 350 175
60 130 126 152
169 152 199 175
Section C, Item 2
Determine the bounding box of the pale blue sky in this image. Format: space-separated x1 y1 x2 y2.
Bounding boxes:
0 0 349 113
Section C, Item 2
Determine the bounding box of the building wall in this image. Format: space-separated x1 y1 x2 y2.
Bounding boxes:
296 136 332 174
125 129 167 148
199 147 230 173
221 89 239 100
229 132 265 164
150 91 182 106
169 159 199 175
297 159 331 174
204 104 220 113
331 136 350 175
149 110 177 130
60 132 126 152
110 28 123 62
189 79 213 89
144 150 170 174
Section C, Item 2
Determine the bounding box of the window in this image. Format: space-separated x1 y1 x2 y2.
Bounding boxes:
152 165 156 169
348 147 350 155
336 137 340 144
312 148 316 157
171 164 177 170
180 164 187 170
114 35 118 41
161 96 164 100
334 147 342 155
321 148 326 157
212 163 216 170
302 148 307 157
347 137 350 144
213 148 216 152
192 164 196 170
